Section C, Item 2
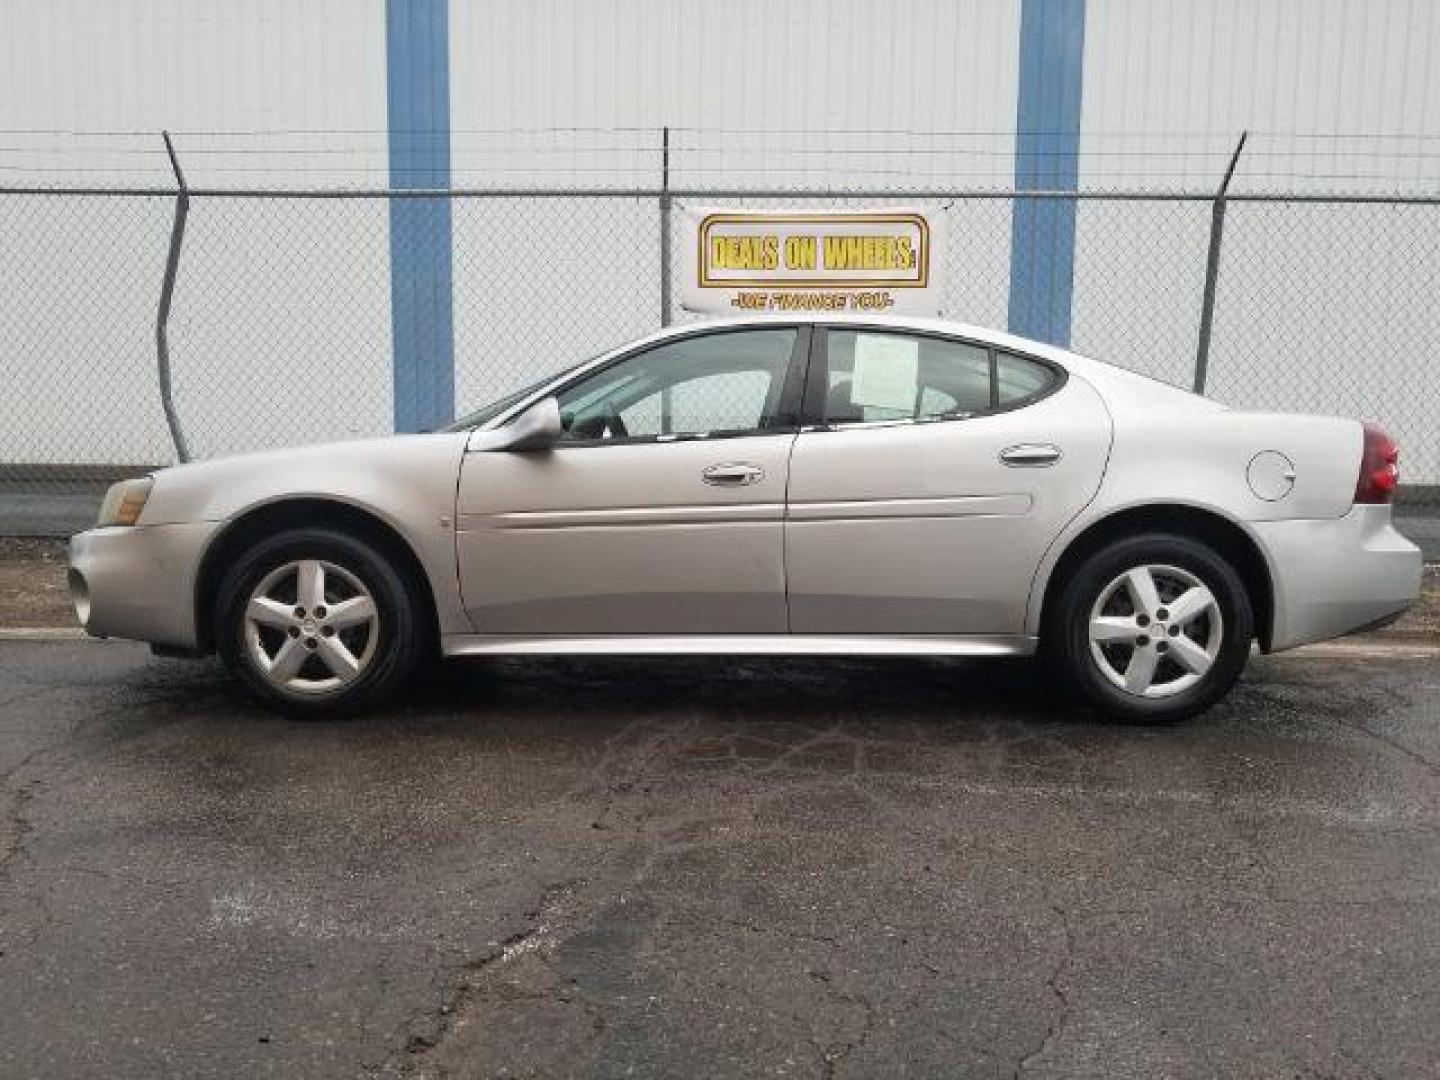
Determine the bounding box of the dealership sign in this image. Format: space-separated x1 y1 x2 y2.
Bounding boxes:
679 206 943 316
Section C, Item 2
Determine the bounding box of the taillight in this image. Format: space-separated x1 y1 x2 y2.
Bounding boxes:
1354 422 1399 504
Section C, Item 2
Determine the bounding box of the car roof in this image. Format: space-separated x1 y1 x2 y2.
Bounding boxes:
630 313 1096 377
637 313 1076 365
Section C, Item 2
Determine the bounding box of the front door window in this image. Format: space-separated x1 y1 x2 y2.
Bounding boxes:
555 328 800 441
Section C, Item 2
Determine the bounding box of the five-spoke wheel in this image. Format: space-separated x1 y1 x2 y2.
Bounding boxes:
215 527 427 716
244 559 381 695
1048 533 1253 723
1087 564 1223 698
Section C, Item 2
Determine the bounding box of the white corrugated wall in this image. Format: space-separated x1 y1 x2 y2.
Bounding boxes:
0 0 391 464
0 0 1437 479
1074 0 1440 482
446 0 1021 409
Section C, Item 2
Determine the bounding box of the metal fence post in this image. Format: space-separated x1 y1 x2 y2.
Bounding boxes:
1192 131 1248 395
156 130 192 462
658 126 672 327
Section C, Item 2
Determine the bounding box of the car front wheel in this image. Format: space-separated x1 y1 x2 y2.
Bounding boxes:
214 527 426 716
1047 533 1254 723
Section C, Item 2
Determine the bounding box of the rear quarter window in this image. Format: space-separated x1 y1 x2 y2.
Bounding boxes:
996 351 1057 405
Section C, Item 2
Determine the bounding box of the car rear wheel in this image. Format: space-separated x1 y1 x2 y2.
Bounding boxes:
214 527 425 717
1047 533 1254 723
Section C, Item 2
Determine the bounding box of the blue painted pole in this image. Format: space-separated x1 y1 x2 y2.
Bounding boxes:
1008 0 1086 347
386 0 454 432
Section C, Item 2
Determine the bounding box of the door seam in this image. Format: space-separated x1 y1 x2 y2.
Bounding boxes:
782 431 800 634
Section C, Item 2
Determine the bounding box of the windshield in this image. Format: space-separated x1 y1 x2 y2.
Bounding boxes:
439 358 591 432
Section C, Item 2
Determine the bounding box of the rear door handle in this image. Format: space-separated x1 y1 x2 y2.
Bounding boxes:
703 462 765 486
999 443 1063 467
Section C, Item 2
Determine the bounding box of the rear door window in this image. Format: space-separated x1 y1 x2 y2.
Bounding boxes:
821 330 992 424
819 330 1059 425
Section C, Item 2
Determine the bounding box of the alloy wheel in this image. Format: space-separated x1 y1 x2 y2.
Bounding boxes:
1087 563 1223 699
243 559 380 695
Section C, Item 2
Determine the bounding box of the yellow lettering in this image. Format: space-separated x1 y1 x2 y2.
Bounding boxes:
823 235 862 271
710 233 781 271
769 291 849 311
821 234 916 272
784 234 816 270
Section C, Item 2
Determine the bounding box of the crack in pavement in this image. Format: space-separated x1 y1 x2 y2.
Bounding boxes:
0 732 83 899
0 684 193 901
1013 905 1076 1079
376 878 586 1075
0 777 39 888
1334 713 1440 777
811 984 876 1080
1243 679 1440 778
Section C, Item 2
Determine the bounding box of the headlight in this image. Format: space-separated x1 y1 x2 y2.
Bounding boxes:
97 477 154 527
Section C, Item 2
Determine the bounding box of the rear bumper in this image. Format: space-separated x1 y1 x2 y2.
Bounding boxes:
1251 504 1423 652
69 522 216 649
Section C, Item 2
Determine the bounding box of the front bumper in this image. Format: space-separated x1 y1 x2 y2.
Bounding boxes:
69 522 217 649
1251 504 1423 652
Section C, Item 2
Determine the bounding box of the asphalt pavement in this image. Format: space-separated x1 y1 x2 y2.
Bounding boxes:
2 640 1438 1078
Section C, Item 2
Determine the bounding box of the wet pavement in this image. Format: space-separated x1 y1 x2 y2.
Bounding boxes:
1 641 1438 1078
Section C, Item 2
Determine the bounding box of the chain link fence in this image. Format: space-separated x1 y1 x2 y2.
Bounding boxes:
1 176 1436 554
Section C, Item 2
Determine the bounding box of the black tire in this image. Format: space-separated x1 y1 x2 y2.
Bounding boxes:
1044 532 1254 724
213 527 427 717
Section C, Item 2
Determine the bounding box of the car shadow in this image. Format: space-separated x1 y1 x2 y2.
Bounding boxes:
129 649 1102 739
121 647 1234 741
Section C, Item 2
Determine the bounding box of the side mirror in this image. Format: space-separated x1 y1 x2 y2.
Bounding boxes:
470 397 564 452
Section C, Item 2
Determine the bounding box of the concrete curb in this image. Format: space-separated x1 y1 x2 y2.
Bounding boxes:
0 627 88 641
1283 639 1440 659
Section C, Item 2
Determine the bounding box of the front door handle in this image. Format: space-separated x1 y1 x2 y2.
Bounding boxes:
703 462 765 486
999 443 1063 467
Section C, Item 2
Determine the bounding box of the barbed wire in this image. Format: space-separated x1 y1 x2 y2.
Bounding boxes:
8 125 1440 139
6 129 1440 196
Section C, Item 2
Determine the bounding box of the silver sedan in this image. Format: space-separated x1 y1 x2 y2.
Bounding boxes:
69 315 1423 722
